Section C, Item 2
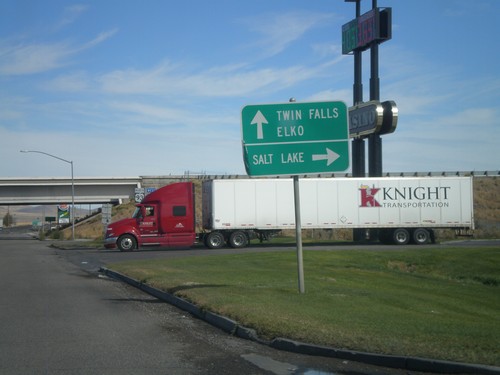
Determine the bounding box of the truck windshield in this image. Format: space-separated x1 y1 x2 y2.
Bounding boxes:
132 207 142 219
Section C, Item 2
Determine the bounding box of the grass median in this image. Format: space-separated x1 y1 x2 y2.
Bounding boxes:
109 246 500 366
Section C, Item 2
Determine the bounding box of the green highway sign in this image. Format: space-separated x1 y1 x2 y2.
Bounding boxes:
241 101 350 176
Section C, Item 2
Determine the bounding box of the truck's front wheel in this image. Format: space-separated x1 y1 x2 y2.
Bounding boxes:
117 234 137 251
205 231 224 249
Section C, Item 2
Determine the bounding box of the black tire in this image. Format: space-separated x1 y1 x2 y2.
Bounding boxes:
412 228 430 245
392 228 410 245
228 231 249 248
117 234 137 251
205 231 225 249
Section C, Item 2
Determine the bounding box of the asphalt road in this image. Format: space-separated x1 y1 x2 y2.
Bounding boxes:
0 235 495 374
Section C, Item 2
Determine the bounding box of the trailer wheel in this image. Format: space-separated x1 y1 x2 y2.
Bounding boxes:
228 231 248 248
117 234 137 251
205 231 225 249
412 228 430 245
392 228 410 245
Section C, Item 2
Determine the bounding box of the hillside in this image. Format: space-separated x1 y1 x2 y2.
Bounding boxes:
473 176 500 238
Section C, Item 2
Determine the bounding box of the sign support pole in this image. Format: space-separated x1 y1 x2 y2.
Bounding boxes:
368 0 383 178
351 0 366 242
287 97 305 294
352 0 364 179
293 175 305 294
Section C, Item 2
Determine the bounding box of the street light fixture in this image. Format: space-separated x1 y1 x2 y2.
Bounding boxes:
20 150 75 241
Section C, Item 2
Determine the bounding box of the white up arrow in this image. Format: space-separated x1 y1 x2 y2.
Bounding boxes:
251 110 268 140
312 148 340 166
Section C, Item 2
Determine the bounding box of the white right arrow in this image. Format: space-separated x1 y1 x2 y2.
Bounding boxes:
312 148 340 166
250 110 268 140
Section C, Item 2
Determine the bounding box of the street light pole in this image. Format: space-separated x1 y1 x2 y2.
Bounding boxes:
20 150 75 241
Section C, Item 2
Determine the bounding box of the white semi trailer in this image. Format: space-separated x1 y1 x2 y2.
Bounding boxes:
201 177 474 247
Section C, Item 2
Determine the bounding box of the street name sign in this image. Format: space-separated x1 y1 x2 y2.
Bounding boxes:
241 101 350 176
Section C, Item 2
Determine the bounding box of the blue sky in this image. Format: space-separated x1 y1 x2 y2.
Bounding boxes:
1 0 498 178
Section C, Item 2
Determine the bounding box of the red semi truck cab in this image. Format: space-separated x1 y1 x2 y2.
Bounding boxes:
104 182 196 251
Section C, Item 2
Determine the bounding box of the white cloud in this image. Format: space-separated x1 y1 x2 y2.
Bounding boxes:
98 60 327 97
55 4 88 30
443 0 492 17
311 43 342 59
0 95 30 122
0 40 73 75
44 71 90 92
305 89 351 103
78 29 118 51
439 108 496 127
242 11 337 58
0 29 117 76
106 101 194 127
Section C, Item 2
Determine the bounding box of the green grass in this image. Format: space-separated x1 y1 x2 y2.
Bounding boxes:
109 246 500 366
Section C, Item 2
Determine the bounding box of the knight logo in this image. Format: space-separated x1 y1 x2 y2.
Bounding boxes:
175 223 184 228
359 184 381 207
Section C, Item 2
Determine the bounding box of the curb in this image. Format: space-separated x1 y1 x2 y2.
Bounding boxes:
100 267 500 375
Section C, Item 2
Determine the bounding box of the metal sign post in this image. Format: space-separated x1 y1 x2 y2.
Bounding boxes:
293 175 305 293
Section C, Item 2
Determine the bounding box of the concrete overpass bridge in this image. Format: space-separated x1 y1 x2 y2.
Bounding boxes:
0 177 143 205
0 175 212 206
0 175 221 206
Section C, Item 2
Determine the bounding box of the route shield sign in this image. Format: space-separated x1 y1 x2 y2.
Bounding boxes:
241 101 350 176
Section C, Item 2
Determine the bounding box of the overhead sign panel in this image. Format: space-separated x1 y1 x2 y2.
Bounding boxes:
241 101 350 176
